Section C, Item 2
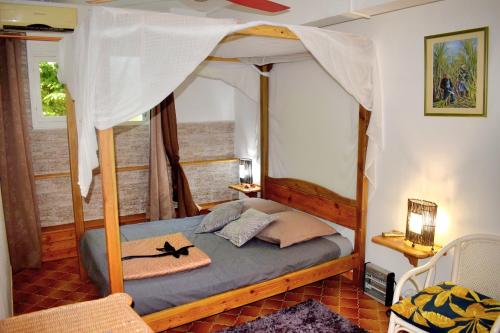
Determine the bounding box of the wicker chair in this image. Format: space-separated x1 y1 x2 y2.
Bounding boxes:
0 293 153 333
388 233 500 333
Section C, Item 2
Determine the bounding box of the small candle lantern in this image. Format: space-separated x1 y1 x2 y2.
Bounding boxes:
405 199 438 249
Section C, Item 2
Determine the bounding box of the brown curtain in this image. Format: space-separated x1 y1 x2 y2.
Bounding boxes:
149 104 175 220
150 93 199 218
0 38 42 272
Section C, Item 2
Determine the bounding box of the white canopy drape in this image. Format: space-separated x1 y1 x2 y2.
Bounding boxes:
58 6 383 197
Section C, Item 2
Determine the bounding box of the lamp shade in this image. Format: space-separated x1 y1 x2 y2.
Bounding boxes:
405 199 437 247
239 158 253 184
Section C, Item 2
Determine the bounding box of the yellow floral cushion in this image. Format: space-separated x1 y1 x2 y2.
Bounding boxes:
391 282 500 332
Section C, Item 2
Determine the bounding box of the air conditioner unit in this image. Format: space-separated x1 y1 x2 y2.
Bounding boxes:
0 3 77 32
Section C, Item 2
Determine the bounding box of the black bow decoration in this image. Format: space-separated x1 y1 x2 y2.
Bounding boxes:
121 241 194 261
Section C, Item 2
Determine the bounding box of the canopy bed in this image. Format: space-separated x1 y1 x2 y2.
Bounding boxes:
4 6 383 331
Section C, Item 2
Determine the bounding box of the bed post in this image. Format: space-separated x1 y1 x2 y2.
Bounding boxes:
98 129 125 293
353 106 371 287
259 64 273 197
65 88 87 280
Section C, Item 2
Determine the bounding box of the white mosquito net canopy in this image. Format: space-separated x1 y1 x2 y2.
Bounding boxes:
58 6 383 197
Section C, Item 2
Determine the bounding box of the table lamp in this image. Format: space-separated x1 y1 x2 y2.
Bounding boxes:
239 158 253 185
405 199 438 250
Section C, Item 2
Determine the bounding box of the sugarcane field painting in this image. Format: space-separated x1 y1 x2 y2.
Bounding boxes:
425 27 488 116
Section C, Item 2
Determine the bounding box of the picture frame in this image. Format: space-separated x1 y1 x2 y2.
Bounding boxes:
424 27 488 116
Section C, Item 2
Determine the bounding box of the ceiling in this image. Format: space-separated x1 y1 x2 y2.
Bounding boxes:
30 0 443 26
35 0 285 16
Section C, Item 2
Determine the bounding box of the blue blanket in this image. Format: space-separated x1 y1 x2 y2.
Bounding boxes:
80 215 352 315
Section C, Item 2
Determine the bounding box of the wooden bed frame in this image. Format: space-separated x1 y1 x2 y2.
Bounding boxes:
5 25 371 332
145 88 370 331
141 99 370 331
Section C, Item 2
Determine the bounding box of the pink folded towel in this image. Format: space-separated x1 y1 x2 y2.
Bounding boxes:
121 233 211 280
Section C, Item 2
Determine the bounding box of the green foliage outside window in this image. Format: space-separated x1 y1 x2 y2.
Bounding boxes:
39 61 66 117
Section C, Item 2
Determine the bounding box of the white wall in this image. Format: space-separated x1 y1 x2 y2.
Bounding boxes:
330 0 500 281
0 182 13 319
175 76 235 123
268 60 360 199
176 73 262 186
234 89 261 184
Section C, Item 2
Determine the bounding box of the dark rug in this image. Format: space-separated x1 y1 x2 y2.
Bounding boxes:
218 299 368 333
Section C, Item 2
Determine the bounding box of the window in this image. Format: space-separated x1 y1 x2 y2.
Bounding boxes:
128 113 149 122
40 62 66 117
27 41 67 129
27 38 148 129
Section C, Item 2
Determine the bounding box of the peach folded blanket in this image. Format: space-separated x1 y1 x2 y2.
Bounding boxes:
121 233 211 280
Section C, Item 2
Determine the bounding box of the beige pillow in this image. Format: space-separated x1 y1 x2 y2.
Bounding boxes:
257 211 337 248
241 198 291 215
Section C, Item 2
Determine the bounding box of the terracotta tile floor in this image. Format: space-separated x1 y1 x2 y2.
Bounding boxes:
12 258 100 315
13 258 389 333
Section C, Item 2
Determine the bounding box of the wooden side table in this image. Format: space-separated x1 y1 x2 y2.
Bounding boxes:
371 235 441 267
229 184 261 198
197 200 232 214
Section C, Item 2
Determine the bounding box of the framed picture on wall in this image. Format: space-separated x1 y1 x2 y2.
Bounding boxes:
424 27 488 116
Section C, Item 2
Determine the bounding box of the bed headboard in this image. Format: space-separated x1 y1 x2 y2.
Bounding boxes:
263 177 358 230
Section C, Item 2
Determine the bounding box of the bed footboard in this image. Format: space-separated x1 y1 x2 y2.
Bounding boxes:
143 254 359 332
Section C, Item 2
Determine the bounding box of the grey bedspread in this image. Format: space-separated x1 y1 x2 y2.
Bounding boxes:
80 215 352 315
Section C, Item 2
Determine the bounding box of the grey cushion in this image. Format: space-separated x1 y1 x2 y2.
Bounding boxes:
215 208 276 247
195 201 243 233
